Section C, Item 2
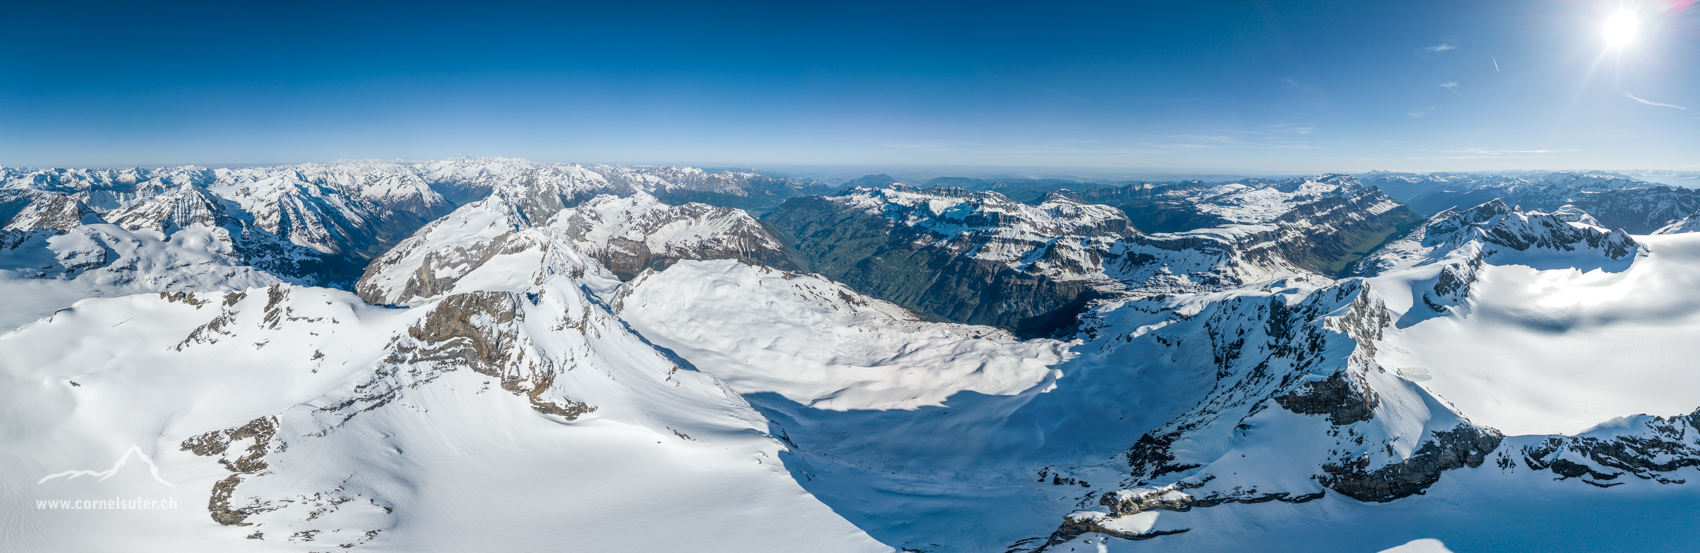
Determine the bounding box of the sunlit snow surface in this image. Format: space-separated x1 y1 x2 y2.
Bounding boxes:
1372 232 1700 435
5 165 1700 552
0 267 886 552
618 260 1068 410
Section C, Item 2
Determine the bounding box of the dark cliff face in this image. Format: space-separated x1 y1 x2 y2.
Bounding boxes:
1269 190 1426 276
763 195 1105 337
1061 181 1227 233
562 201 803 281
763 182 1424 336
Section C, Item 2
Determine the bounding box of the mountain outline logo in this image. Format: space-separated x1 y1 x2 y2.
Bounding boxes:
36 444 176 488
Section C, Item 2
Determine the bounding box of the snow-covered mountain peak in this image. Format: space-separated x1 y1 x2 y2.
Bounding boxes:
1356 200 1637 279
837 185 1134 243
105 182 232 235
1653 207 1700 235
1188 174 1369 224
0 190 101 233
551 192 797 280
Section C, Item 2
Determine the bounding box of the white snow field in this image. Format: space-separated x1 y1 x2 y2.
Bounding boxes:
0 238 886 552
0 222 280 331
1374 231 1700 435
617 259 1068 411
4 164 1700 552
612 208 1700 551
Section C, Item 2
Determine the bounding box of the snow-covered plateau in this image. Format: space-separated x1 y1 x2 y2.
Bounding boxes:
2 160 1697 552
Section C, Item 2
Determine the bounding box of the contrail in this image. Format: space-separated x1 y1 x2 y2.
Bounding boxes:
1492 57 1499 72
1626 92 1691 111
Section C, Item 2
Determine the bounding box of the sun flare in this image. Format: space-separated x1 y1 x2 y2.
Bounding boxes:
1604 10 1639 47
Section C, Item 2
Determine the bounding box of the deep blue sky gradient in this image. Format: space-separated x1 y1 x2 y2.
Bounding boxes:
3 0 1696 172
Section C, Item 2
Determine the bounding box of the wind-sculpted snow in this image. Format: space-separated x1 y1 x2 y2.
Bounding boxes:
616 259 1067 410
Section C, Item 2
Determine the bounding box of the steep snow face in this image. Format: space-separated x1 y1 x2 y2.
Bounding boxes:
208 162 455 258
0 236 887 552
104 184 229 235
554 193 798 280
1653 208 1700 235
616 259 1067 410
354 194 534 306
1 189 103 234
1068 280 1502 510
817 185 1135 281
0 184 350 316
357 186 792 305
1355 200 1638 279
351 163 624 305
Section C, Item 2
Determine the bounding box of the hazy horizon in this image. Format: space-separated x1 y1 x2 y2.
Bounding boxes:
8 158 1700 189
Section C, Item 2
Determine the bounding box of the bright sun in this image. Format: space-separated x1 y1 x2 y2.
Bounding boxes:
1604 10 1639 48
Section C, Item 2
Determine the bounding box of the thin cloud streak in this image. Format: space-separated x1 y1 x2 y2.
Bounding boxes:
1626 92 1690 111
1439 82 1462 96
1439 148 1578 156
1422 43 1457 52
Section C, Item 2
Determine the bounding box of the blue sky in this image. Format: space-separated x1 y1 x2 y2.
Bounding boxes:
2 0 1696 172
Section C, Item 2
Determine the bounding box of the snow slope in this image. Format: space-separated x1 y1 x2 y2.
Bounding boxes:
0 218 280 331
617 259 1067 410
633 194 1700 551
7 163 1700 553
555 193 798 279
0 230 887 552
1366 224 1700 434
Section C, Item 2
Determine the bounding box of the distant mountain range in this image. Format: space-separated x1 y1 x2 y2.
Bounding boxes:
3 159 1698 552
